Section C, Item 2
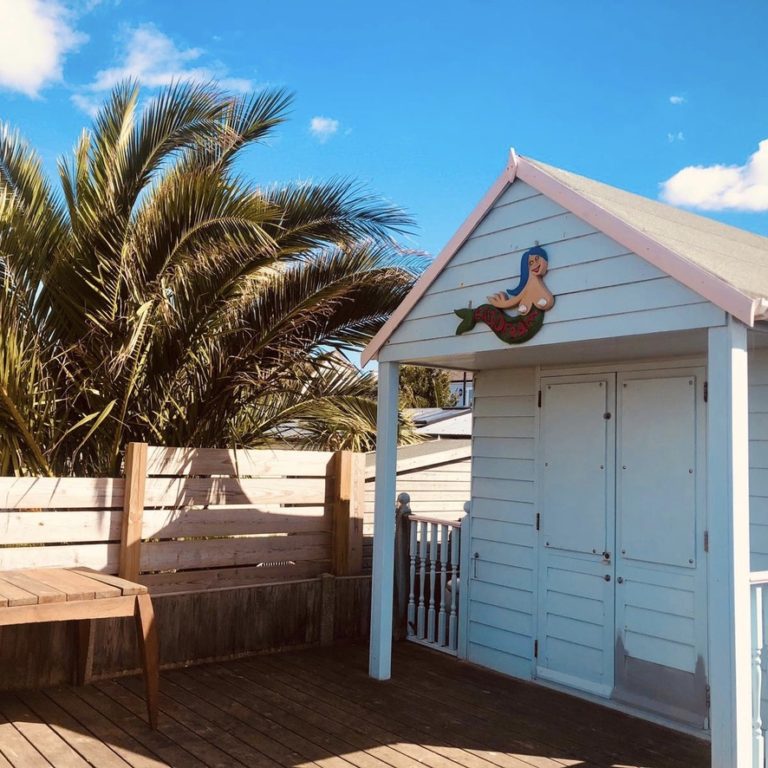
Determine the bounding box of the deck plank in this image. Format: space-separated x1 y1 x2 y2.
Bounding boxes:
69 684 207 768
0 709 52 768
278 644 700 768
119 676 284 768
163 668 325 768
274 648 587 768
17 691 134 768
194 663 401 768
0 642 710 768
167 664 352 768
190 659 447 768
95 680 247 768
237 654 478 768
254 652 561 768
385 642 709 768
42 687 166 768
0 695 86 768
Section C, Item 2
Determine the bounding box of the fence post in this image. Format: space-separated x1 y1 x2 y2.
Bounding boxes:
320 573 336 646
119 442 148 582
393 492 411 640
331 451 365 576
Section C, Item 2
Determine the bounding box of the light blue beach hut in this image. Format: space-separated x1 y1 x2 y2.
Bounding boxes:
364 150 768 768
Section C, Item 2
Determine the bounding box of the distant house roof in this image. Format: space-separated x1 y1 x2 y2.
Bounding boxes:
406 408 472 438
362 151 768 365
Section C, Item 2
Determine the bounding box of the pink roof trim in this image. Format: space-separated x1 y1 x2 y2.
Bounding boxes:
360 154 518 365
361 150 759 364
516 157 757 326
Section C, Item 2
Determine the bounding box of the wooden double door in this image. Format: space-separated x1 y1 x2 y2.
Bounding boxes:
535 368 709 725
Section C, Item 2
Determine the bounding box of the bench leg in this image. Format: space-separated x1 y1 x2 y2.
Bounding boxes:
75 619 94 685
134 594 159 728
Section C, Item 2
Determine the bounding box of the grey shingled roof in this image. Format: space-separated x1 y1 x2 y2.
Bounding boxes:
527 157 768 302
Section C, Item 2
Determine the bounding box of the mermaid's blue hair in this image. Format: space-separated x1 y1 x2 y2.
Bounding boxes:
507 245 548 296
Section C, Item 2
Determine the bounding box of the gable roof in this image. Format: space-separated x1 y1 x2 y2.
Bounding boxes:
362 150 768 365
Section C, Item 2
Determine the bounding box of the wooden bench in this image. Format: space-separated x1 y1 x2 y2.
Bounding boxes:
0 567 159 727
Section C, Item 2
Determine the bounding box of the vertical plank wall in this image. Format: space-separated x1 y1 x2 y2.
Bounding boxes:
466 367 537 678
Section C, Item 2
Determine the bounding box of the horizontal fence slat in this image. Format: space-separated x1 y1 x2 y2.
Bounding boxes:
146 447 334 477
141 532 331 572
0 543 118 572
0 478 124 510
0 510 121 544
139 561 329 594
144 477 328 507
141 507 329 538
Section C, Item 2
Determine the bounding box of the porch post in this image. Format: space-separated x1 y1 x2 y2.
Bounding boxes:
369 361 399 680
707 317 752 767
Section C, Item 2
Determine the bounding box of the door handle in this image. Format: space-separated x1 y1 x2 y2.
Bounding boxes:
617 577 624 584
473 552 479 578
603 574 611 582
602 551 611 562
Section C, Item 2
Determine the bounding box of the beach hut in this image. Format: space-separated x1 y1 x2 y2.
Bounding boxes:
363 150 768 768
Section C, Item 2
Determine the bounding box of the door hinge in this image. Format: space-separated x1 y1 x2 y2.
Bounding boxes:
535 512 541 531
704 530 709 552
704 381 708 403
537 389 542 408
705 684 711 710
534 639 539 658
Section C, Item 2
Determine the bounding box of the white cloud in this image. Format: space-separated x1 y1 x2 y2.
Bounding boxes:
309 116 340 143
0 0 85 97
70 92 99 117
669 95 686 105
72 23 251 112
667 131 685 143
660 140 768 212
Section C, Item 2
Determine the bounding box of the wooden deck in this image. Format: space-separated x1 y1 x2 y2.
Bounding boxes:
0 641 710 768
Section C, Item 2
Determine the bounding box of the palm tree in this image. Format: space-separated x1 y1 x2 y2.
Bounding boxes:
0 81 421 476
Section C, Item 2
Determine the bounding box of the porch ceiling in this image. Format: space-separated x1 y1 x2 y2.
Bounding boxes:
393 327 711 372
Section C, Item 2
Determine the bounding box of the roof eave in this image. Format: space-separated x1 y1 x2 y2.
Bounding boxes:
517 157 757 328
361 151 519 365
363 150 760 367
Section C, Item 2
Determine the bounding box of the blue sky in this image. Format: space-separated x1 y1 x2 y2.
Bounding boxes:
1 0 767 257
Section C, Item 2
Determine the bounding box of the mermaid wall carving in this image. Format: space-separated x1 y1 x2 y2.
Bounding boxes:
454 245 555 345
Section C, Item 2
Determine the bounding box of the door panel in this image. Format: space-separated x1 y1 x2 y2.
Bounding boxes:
618 376 697 567
614 370 708 727
537 375 615 697
540 380 610 554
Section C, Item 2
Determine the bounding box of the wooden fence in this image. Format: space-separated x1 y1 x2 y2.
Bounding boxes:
0 444 365 592
0 440 470 689
0 444 369 690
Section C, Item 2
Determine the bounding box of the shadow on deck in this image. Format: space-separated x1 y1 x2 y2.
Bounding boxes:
0 641 710 768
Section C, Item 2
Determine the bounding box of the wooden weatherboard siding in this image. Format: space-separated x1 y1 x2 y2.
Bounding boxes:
363 441 471 573
749 346 768 572
378 180 725 363
747 344 768 725
465 367 537 678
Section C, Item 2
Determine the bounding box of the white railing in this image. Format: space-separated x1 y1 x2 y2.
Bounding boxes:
750 572 768 768
403 501 464 655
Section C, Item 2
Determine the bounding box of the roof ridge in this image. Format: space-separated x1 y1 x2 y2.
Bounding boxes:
525 156 768 249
